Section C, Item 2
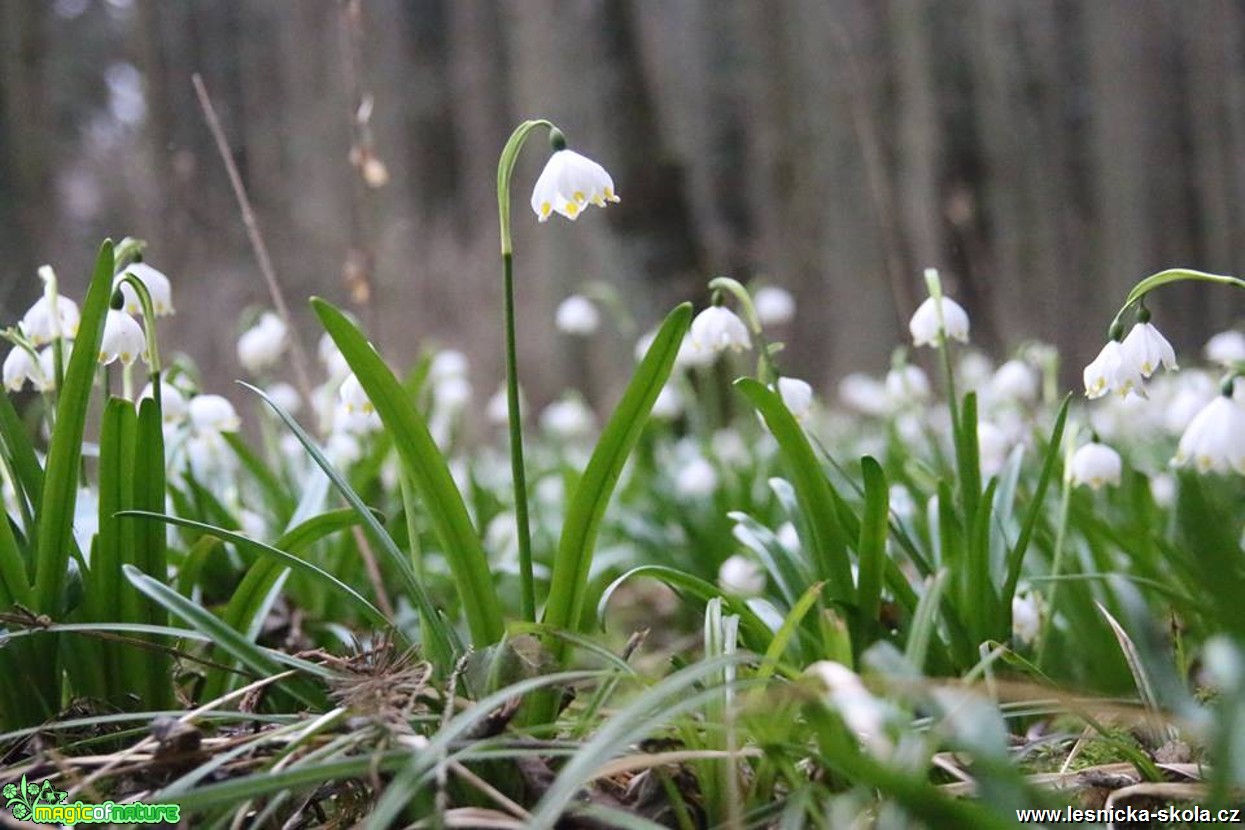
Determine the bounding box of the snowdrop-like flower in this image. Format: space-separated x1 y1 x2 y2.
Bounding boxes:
339 373 373 415
977 421 1010 478
1069 440 1122 489
433 376 472 413
324 430 363 467
885 364 931 404
21 295 80 346
1012 591 1043 646
139 380 189 424
1121 320 1177 378
806 661 891 756
265 382 302 415
236 312 288 374
718 554 765 597
189 394 241 433
3 347 45 392
777 377 814 421
555 294 601 335
650 383 683 420
689 306 751 355
429 349 468 383
318 332 350 379
990 359 1039 404
754 286 795 326
98 309 147 366
540 396 596 439
115 261 175 316
908 296 970 348
1083 340 1144 400
675 455 718 498
839 373 892 417
530 148 619 222
1206 330 1245 366
1174 394 1245 474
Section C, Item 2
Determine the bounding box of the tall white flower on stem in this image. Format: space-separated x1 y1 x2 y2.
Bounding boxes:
689 306 751 355
98 309 147 366
115 261 175 316
530 144 619 222
908 295 970 348
1083 339 1144 400
1174 392 1245 474
3 346 53 392
1120 314 1177 378
1069 440 1123 490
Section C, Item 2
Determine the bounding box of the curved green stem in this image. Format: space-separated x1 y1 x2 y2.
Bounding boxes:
496 118 557 622
1109 268 1245 334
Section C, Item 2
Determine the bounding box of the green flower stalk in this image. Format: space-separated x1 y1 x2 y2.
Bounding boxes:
496 120 620 622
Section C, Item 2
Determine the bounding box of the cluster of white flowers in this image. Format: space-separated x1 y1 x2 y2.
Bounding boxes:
1083 315 1177 400
237 312 289 375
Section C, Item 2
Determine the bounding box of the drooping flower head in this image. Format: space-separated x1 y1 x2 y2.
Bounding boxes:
1120 309 1177 378
1174 391 1245 474
115 261 175 316
689 306 751 355
21 294 80 347
754 286 796 326
555 294 601 335
1069 439 1123 490
776 376 814 421
237 311 289 374
530 131 619 222
98 309 147 366
1083 339 1144 400
909 295 970 348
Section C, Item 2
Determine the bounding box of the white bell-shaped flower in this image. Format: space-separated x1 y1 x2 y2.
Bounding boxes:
753 286 795 326
530 148 619 222
555 294 601 335
989 359 1039 405
236 312 288 374
265 382 302 415
115 261 175 316
1083 340 1144 400
98 309 147 366
885 364 931 404
777 377 814 421
718 554 765 597
189 394 241 433
21 295 80 346
539 396 596 440
1174 394 1245 474
1012 591 1043 646
1205 330 1245 366
429 349 469 383
908 296 970 348
139 380 188 424
689 306 751 355
650 383 683 420
674 455 718 498
3 346 54 392
1069 441 1122 489
1120 321 1177 378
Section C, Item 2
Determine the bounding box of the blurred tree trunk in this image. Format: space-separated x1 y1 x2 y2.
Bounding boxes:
0 1 50 311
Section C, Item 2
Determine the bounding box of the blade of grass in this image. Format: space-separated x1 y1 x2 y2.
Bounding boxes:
312 298 502 646
857 457 888 640
736 378 855 607
1003 395 1070 604
239 381 454 669
542 303 691 643
122 564 325 708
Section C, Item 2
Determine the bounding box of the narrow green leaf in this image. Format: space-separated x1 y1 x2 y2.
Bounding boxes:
312 298 502 646
597 564 772 651
239 382 453 668
34 240 115 614
122 564 325 709
1003 396 1069 604
736 378 855 607
544 303 691 641
857 457 888 634
758 581 825 680
119 511 390 631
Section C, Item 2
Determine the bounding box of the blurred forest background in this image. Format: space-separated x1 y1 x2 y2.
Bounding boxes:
3 0 1245 410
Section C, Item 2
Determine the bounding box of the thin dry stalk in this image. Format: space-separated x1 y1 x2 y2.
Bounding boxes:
191 73 316 408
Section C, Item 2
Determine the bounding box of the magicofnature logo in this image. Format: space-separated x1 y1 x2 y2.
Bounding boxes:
3 775 180 824
3 775 67 821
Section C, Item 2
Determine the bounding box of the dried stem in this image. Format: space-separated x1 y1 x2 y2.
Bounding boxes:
191 73 316 407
